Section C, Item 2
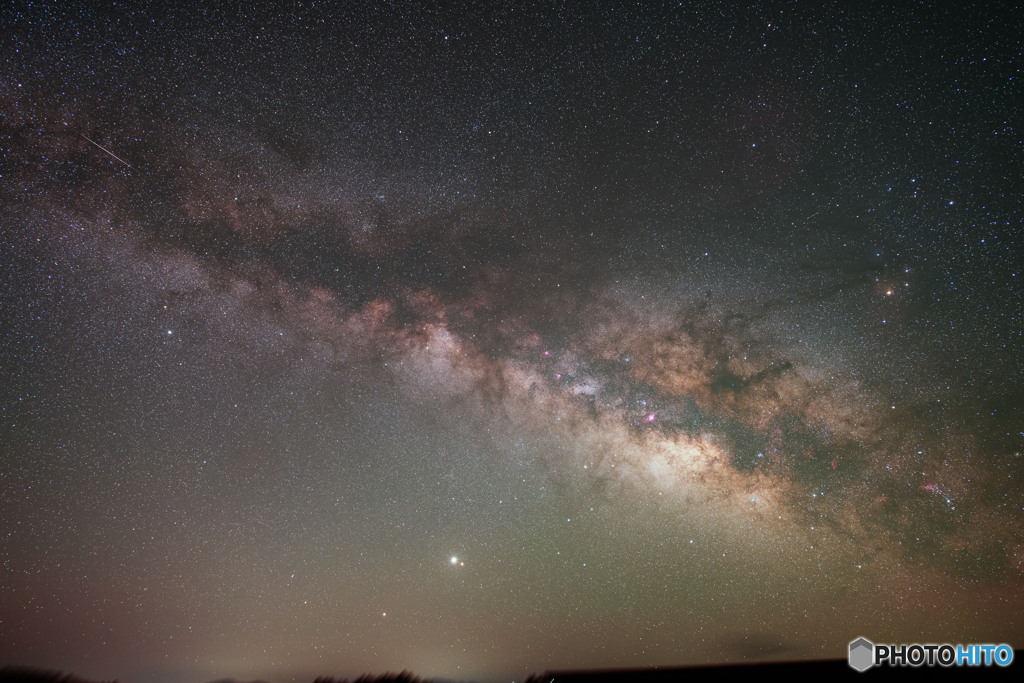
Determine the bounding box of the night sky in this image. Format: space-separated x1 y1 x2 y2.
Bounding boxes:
2 1 1023 681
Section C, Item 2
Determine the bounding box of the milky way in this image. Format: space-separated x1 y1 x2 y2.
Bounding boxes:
2 3 1023 682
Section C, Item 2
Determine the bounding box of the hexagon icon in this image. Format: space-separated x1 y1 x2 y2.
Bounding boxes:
849 637 875 672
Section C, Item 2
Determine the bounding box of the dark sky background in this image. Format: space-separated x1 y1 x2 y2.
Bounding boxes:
1 1 1022 681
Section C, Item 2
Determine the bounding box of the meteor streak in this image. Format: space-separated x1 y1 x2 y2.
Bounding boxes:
78 132 131 167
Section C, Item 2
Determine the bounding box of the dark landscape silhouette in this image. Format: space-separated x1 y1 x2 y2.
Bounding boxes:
7 656 1021 683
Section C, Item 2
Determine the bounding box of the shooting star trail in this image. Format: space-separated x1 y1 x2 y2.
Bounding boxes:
78 133 131 168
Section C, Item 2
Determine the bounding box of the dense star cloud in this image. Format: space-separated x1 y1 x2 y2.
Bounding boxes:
2 2 1023 682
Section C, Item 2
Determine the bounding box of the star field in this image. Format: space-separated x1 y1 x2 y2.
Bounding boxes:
1 2 1023 682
